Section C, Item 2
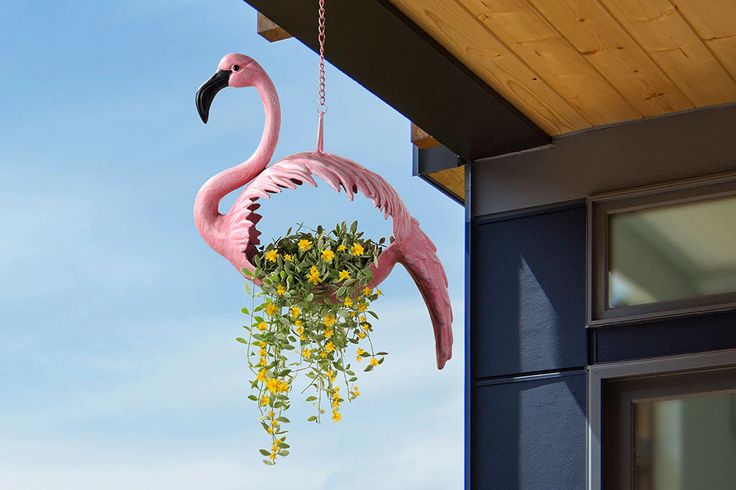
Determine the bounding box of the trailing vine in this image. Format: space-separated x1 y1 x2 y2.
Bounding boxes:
238 222 387 464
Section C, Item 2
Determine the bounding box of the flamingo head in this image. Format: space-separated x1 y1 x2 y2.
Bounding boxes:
196 53 266 123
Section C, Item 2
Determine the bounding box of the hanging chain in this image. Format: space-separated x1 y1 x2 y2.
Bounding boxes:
317 0 327 113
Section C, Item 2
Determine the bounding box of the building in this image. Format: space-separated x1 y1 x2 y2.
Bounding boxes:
245 2 736 489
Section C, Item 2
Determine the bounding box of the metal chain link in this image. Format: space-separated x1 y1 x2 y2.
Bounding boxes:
317 0 327 112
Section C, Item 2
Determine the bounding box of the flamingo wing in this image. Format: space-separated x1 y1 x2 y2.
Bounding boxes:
216 152 453 368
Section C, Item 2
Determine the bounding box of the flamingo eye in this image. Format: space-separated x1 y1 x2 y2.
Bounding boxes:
232 64 241 72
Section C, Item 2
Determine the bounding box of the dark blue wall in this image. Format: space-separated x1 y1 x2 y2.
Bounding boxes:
471 204 588 379
469 204 588 490
594 310 736 363
472 373 587 490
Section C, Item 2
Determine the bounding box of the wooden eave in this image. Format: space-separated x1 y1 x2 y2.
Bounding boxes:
244 1 736 204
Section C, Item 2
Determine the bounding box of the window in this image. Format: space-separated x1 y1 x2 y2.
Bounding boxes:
634 392 736 490
588 350 736 490
589 173 736 325
603 365 736 490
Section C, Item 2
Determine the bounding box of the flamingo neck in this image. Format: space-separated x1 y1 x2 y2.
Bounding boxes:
194 75 280 225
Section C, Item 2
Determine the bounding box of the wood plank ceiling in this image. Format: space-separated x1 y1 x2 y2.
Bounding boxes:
392 0 736 201
391 0 736 135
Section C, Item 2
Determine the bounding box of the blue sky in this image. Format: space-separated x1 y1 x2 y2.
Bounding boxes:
0 1 464 488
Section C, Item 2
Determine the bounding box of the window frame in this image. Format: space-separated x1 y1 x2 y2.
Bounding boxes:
587 172 736 327
587 348 736 490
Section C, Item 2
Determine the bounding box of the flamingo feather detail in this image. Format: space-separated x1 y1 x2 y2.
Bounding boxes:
194 54 453 368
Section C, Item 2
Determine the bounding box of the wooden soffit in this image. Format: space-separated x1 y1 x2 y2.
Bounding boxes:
390 0 736 134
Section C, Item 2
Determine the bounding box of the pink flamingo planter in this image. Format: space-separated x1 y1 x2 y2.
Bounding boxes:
194 54 453 369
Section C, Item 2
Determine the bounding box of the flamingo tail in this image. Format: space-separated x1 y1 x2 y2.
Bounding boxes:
398 218 454 369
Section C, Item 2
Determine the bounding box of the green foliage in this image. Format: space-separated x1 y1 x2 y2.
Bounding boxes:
240 222 388 464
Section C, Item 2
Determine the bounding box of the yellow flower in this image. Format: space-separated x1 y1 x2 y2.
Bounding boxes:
320 350 328 359
259 347 267 357
362 287 372 296
332 410 342 422
276 284 286 296
296 326 305 337
358 331 366 339
283 254 292 262
290 306 301 319
321 249 335 262
265 302 278 317
370 357 379 367
343 297 353 307
306 265 321 285
267 426 274 434
337 244 346 252
257 369 268 382
258 341 267 348
260 394 270 406
352 386 360 397
259 356 267 366
324 328 334 339
332 400 340 409
362 323 370 331
359 314 367 323
264 249 279 262
356 348 365 361
351 242 364 256
298 239 312 252
257 321 268 331
325 341 335 352
302 348 312 358
338 270 351 281
326 370 335 380
266 378 280 393
323 314 336 328
357 302 368 313
376 289 383 296
278 380 289 392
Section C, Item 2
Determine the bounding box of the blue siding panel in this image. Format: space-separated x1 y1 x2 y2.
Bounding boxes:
471 373 587 490
472 206 587 379
595 310 736 363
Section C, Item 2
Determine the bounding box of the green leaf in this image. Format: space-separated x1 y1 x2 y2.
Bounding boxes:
241 307 250 315
247 394 258 401
259 449 270 456
307 415 318 422
235 337 248 344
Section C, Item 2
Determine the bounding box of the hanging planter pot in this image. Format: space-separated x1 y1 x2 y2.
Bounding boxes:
239 222 387 463
192 0 452 465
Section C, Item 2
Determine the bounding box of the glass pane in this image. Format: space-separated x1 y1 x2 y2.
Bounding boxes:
635 392 736 490
608 195 736 308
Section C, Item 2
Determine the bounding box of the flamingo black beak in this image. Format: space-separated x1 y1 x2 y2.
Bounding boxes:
196 70 231 124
